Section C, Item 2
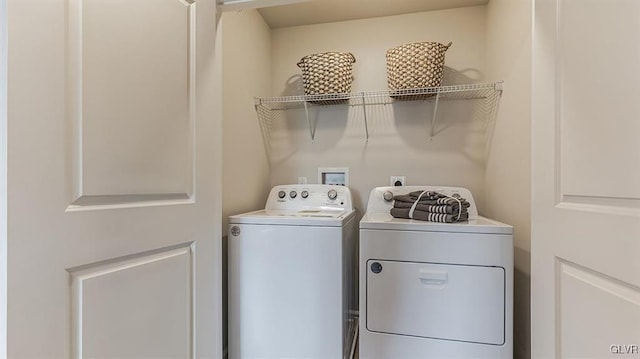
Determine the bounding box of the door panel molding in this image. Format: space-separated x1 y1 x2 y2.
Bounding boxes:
553 0 640 216
557 259 640 358
218 0 310 12
558 259 640 309
68 242 195 359
554 0 640 207
67 0 196 209
558 195 640 217
66 193 193 212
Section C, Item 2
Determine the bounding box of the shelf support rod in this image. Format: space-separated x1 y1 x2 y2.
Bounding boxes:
303 100 314 142
430 89 441 138
361 94 369 142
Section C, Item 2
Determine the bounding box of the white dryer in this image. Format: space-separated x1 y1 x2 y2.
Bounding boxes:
229 184 358 359
359 186 513 358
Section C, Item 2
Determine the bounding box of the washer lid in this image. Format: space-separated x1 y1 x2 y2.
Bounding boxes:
229 209 355 227
360 212 512 234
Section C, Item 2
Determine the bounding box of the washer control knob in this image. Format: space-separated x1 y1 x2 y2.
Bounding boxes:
289 191 297 199
327 189 338 200
301 190 309 199
278 191 286 199
383 191 394 202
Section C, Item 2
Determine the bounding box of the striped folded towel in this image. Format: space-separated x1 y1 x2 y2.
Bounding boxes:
393 190 470 207
390 190 469 223
390 208 469 223
393 201 468 215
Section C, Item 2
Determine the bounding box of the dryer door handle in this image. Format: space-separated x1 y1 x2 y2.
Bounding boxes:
418 270 448 286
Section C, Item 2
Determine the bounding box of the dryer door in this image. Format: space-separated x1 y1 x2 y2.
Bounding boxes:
366 260 505 345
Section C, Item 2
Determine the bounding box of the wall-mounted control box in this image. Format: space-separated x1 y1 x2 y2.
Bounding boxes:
318 167 350 186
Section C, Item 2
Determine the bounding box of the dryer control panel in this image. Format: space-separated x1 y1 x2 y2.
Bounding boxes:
266 184 353 212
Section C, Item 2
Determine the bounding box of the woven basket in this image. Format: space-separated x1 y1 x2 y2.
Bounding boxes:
297 52 356 99
386 41 452 97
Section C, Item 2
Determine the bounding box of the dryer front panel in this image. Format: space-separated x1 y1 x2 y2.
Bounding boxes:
366 260 505 345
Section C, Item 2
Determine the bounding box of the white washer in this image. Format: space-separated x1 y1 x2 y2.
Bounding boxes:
229 184 358 359
359 186 513 358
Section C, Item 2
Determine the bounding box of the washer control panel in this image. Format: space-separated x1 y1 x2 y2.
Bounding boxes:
266 184 353 212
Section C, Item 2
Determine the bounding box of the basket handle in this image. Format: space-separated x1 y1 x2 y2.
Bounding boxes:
348 52 356 63
445 41 453 49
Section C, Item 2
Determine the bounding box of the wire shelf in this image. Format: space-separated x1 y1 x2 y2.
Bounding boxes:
254 82 503 142
256 82 501 109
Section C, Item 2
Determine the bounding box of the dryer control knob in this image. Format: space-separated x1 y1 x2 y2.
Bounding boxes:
383 191 394 202
289 191 297 199
278 191 286 199
301 190 309 199
327 189 338 200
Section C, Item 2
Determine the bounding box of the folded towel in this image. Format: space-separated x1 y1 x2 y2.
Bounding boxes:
391 208 469 223
393 201 469 214
390 190 470 223
393 191 470 208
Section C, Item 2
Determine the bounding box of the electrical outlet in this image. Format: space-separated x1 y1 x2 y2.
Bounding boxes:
390 176 405 186
298 177 307 184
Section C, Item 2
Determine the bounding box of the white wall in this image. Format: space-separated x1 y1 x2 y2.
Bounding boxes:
484 1 532 358
268 6 489 214
222 10 272 231
221 9 272 355
0 0 6 354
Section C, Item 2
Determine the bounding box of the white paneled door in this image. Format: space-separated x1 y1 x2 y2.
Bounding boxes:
532 0 640 358
4 0 222 358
